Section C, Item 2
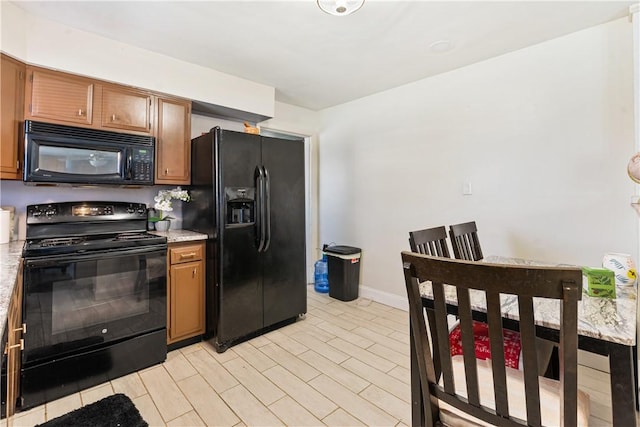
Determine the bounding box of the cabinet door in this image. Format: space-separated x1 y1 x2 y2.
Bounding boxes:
6 260 23 419
0 54 25 179
156 97 191 185
26 67 93 125
169 261 205 343
101 86 153 134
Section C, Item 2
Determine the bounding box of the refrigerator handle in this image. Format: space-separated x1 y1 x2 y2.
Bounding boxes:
263 166 271 252
254 166 266 252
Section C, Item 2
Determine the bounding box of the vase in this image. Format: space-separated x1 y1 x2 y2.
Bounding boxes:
154 220 171 232
602 253 637 287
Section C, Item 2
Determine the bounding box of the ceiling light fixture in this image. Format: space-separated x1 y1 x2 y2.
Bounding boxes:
429 40 454 54
317 0 365 16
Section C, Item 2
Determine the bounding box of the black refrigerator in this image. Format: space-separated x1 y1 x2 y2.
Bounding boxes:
184 127 306 352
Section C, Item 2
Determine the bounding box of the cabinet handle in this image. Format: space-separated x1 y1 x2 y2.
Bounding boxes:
111 114 117 122
77 109 84 116
8 339 24 351
12 323 26 335
192 268 196 278
180 252 196 259
165 168 169 175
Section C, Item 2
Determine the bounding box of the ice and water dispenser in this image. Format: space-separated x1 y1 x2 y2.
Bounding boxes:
225 187 256 226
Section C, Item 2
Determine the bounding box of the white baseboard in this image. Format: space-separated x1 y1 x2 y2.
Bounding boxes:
358 285 408 311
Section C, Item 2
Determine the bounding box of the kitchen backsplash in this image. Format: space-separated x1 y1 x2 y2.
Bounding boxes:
0 180 186 240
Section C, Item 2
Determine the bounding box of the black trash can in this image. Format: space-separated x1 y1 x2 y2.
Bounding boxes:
325 245 362 301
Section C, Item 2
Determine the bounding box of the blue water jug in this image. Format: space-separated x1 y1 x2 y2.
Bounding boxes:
314 253 329 293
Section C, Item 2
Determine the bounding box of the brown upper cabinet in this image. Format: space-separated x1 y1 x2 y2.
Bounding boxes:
26 67 94 126
156 97 191 185
23 65 192 184
101 85 153 134
0 54 26 180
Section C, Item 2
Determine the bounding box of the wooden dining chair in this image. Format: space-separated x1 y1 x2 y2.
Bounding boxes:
409 225 522 373
402 252 589 426
449 221 483 261
409 226 451 257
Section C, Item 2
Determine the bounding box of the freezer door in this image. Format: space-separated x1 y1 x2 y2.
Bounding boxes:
216 129 263 346
261 136 307 327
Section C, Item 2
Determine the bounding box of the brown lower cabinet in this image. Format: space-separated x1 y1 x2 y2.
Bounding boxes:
167 242 206 345
5 260 24 419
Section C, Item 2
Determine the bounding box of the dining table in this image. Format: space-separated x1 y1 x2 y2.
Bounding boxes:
411 255 638 427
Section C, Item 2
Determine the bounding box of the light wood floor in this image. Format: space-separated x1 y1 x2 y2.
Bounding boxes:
11 286 635 426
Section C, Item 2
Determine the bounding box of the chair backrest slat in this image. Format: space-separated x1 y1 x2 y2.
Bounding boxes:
456 287 480 406
433 281 455 394
486 290 509 417
561 284 580 427
518 295 542 426
402 252 582 427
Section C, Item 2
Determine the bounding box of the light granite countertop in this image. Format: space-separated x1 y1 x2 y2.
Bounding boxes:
419 255 637 346
0 229 207 342
149 229 208 243
0 240 25 340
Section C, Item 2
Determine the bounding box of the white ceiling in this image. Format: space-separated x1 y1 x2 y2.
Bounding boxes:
10 0 637 111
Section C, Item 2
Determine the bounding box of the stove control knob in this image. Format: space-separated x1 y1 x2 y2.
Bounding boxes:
137 208 146 215
32 210 42 217
45 209 56 217
126 206 135 214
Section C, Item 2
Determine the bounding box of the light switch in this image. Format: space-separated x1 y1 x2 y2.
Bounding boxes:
463 181 472 195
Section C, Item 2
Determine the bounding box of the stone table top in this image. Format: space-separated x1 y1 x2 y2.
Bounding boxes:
419 255 637 346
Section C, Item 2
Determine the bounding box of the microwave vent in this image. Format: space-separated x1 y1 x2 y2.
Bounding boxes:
25 120 154 146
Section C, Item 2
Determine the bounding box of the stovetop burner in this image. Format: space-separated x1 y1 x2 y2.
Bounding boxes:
38 237 87 247
115 233 156 241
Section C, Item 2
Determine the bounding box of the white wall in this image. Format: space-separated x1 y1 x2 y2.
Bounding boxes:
0 2 274 118
319 18 636 306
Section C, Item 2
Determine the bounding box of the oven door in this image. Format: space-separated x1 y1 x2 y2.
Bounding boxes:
22 245 166 366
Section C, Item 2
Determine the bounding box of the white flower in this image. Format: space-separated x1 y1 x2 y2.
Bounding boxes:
152 187 191 219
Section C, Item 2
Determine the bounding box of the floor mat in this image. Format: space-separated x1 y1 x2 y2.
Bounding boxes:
35 393 147 427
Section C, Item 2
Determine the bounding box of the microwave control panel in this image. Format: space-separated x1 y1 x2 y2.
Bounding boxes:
131 148 154 182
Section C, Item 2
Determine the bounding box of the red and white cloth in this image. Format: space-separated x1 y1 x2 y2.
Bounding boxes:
449 320 522 369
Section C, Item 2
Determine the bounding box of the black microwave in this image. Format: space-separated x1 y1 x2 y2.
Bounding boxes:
24 120 155 186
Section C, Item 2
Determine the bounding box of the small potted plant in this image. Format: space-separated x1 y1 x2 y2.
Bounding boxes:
150 187 191 232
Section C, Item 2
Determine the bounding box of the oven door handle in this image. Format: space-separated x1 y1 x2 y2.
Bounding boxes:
24 244 167 266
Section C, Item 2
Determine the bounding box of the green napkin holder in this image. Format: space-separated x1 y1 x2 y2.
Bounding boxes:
582 267 616 298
